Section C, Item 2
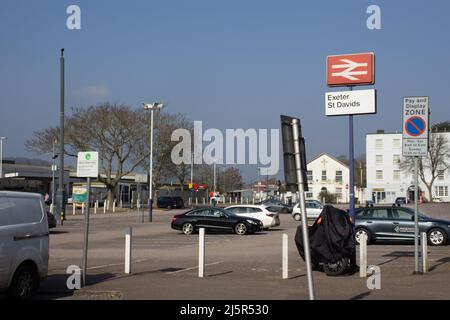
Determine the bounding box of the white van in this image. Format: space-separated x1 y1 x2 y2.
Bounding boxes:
0 191 49 299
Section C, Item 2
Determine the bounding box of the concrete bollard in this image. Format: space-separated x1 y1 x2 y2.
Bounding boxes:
82 202 85 215
104 200 107 213
252 198 255 205
421 232 428 273
120 199 123 208
94 201 97 214
73 203 76 215
199 228 205 278
359 233 368 278
282 234 288 279
125 227 132 274
203 198 206 205
235 197 238 204
196 197 198 206
113 200 116 213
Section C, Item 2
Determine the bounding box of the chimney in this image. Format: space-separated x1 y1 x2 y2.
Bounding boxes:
376 129 385 134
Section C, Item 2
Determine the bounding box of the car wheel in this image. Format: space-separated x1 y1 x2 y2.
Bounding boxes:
427 228 447 246
323 258 349 276
182 223 194 235
355 228 372 245
235 223 247 235
293 213 301 221
7 264 38 300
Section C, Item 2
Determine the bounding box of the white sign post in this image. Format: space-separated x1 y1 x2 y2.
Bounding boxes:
325 89 376 116
77 151 99 287
402 97 429 275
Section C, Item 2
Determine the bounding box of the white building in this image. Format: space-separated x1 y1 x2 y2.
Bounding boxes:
366 130 450 203
306 153 356 203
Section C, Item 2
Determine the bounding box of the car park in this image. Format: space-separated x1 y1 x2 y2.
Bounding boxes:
171 207 263 235
157 196 184 209
292 200 325 221
354 206 450 246
0 191 49 299
225 205 280 229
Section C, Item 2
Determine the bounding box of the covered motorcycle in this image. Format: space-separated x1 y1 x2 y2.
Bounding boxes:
295 205 357 276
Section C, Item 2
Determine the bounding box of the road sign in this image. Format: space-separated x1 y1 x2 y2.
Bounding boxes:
72 186 87 203
77 151 99 178
402 97 429 157
327 53 375 86
325 89 376 116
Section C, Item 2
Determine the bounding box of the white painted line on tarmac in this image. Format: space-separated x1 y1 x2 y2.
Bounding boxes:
166 261 223 274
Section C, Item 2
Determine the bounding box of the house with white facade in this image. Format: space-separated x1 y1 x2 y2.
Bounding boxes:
306 153 355 203
366 130 450 203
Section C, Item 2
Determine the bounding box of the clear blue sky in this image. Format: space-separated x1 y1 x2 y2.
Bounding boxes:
1 0 449 182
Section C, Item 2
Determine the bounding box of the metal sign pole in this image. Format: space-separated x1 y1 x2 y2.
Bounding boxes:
291 119 315 300
414 156 419 273
82 177 91 287
348 86 355 224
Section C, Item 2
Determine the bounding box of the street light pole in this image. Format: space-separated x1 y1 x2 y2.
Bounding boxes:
51 140 57 213
143 102 165 223
56 49 66 223
0 137 7 179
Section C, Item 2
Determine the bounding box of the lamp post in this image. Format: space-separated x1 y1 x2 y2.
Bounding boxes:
51 139 58 213
143 102 165 223
0 136 7 179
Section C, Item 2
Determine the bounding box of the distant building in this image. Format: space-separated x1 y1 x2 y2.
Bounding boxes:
306 153 357 203
366 131 450 203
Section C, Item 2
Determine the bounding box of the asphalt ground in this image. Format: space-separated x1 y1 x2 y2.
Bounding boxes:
4 203 450 300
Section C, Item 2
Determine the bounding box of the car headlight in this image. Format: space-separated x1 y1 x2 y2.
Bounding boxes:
246 219 257 225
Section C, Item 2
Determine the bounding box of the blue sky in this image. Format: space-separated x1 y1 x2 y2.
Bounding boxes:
1 0 449 182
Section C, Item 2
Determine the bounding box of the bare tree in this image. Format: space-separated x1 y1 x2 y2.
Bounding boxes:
400 126 450 202
26 103 147 203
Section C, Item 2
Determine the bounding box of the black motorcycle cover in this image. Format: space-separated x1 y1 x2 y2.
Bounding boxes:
295 205 355 265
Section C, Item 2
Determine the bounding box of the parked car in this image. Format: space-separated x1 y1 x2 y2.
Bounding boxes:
0 191 49 299
157 196 184 209
225 205 280 229
171 207 263 235
258 200 293 213
47 211 57 229
354 206 450 246
292 200 325 221
394 197 407 206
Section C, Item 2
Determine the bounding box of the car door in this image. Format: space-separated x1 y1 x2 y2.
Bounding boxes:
390 207 416 240
0 196 14 290
211 208 236 230
364 208 394 239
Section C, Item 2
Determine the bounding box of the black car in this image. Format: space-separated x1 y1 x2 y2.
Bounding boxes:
157 196 184 209
258 200 293 213
394 197 407 206
47 211 57 229
355 206 450 246
171 208 263 235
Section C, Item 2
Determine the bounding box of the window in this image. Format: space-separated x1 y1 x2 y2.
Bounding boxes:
321 170 327 182
335 187 343 199
393 154 400 165
307 170 313 182
362 209 389 219
391 208 413 221
335 170 343 183
375 139 383 149
392 139 401 148
376 155 383 165
434 186 448 197
0 197 43 227
376 170 383 180
306 192 313 199
393 170 400 182
438 170 445 181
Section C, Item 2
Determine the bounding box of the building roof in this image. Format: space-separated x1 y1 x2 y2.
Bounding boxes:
307 152 349 169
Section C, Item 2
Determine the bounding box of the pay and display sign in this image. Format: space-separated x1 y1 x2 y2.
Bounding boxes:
402 97 429 157
77 152 99 177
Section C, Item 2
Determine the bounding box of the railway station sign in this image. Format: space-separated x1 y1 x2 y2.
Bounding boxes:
325 89 376 116
327 53 375 86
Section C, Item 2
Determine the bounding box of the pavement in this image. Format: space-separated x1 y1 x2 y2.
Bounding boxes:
27 203 450 300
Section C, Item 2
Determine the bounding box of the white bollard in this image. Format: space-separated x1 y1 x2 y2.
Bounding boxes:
203 198 206 205
199 228 205 278
235 197 238 204
421 232 428 273
359 233 368 277
113 200 116 213
94 202 97 214
282 234 288 279
73 203 76 215
104 200 107 213
82 202 85 215
120 199 123 208
252 198 255 205
196 197 198 206
246 197 249 204
240 197 243 204
125 227 132 274
50 204 54 214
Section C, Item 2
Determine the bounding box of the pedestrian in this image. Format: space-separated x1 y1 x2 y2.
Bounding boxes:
44 193 50 205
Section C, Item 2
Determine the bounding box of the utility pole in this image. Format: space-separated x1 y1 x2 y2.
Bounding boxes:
0 137 7 179
56 49 66 224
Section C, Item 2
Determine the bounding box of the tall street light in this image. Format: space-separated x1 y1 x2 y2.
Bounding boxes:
143 102 165 223
56 49 66 224
0 136 7 179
